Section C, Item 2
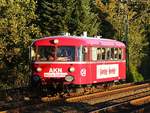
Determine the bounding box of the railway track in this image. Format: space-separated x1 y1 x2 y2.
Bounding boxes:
0 82 129 103
64 82 150 112
0 80 147 102
89 95 150 113
66 82 150 103
0 81 149 113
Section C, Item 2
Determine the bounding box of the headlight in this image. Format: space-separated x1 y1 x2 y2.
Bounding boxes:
65 75 74 82
53 39 59 44
37 67 42 72
69 67 75 72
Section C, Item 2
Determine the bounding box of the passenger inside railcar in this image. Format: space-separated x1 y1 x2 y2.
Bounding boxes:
102 48 106 60
47 47 55 61
56 48 68 61
111 48 115 60
106 48 111 60
114 48 118 60
97 48 102 60
48 53 55 61
57 46 75 61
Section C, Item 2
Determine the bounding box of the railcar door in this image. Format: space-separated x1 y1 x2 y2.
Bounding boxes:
74 46 92 85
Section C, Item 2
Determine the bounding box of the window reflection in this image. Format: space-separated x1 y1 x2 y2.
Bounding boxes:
31 46 75 62
57 46 75 61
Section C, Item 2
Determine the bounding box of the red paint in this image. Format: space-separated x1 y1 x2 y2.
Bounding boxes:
31 36 126 85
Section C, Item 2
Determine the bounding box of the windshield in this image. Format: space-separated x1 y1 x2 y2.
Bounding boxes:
31 46 75 62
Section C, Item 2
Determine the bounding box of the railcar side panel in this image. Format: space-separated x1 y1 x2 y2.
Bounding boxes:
89 61 126 83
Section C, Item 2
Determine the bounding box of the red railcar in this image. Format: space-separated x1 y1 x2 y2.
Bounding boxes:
30 36 126 88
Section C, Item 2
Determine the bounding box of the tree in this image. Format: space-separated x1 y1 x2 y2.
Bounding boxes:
68 0 100 36
96 0 149 81
133 0 150 80
0 0 40 88
95 0 119 38
37 0 100 36
37 0 69 36
128 20 148 82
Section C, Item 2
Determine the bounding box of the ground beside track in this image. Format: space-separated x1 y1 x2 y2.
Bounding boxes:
0 81 150 113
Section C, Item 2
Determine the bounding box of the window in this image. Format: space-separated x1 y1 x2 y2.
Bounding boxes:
106 48 111 60
90 47 123 61
111 48 115 60
118 48 122 60
92 47 97 61
102 48 106 60
57 46 75 61
38 46 55 61
114 48 118 60
113 48 123 60
78 46 88 61
31 46 75 62
97 48 102 60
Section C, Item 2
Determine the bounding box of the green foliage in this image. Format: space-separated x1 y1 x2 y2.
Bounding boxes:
130 1 150 80
37 0 67 36
0 0 40 88
129 22 149 66
128 64 144 82
96 0 121 38
38 0 100 36
67 0 100 36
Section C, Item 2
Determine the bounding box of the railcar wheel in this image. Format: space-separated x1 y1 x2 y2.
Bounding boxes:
120 79 126 84
114 80 121 85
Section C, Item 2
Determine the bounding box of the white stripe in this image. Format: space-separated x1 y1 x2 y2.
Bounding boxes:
33 60 126 64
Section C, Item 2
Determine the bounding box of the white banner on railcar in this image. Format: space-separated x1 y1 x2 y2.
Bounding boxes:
96 64 119 79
